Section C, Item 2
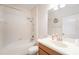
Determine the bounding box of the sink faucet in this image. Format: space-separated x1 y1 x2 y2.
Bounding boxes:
52 33 62 41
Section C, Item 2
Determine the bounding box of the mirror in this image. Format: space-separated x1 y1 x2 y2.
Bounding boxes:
48 4 79 43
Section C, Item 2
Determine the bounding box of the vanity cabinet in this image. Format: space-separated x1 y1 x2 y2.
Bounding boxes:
38 43 62 55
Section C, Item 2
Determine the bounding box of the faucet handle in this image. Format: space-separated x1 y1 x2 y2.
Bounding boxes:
52 33 62 41
57 36 62 41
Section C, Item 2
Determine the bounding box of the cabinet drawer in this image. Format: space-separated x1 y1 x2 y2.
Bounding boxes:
39 48 48 55
39 43 62 55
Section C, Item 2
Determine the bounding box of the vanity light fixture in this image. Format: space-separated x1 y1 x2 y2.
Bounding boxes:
49 4 66 11
59 4 66 8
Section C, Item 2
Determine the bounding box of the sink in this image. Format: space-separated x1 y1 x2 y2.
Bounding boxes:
52 41 68 48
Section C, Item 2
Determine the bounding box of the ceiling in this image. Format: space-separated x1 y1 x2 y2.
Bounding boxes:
2 4 37 10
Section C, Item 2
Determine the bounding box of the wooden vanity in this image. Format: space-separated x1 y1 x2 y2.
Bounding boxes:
38 43 62 55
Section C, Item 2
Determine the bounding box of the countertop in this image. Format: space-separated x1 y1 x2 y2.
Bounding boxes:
38 37 79 55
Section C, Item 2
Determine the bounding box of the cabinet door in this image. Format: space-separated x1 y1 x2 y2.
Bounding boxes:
39 48 48 55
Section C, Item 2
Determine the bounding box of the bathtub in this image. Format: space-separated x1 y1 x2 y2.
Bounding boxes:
0 39 38 55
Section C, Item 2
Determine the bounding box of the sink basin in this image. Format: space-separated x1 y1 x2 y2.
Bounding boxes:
52 41 68 48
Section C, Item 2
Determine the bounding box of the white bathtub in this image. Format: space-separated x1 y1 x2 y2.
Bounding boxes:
0 39 38 55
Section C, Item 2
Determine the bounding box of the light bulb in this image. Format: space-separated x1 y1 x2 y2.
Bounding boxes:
60 4 66 8
49 4 58 10
53 6 58 10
